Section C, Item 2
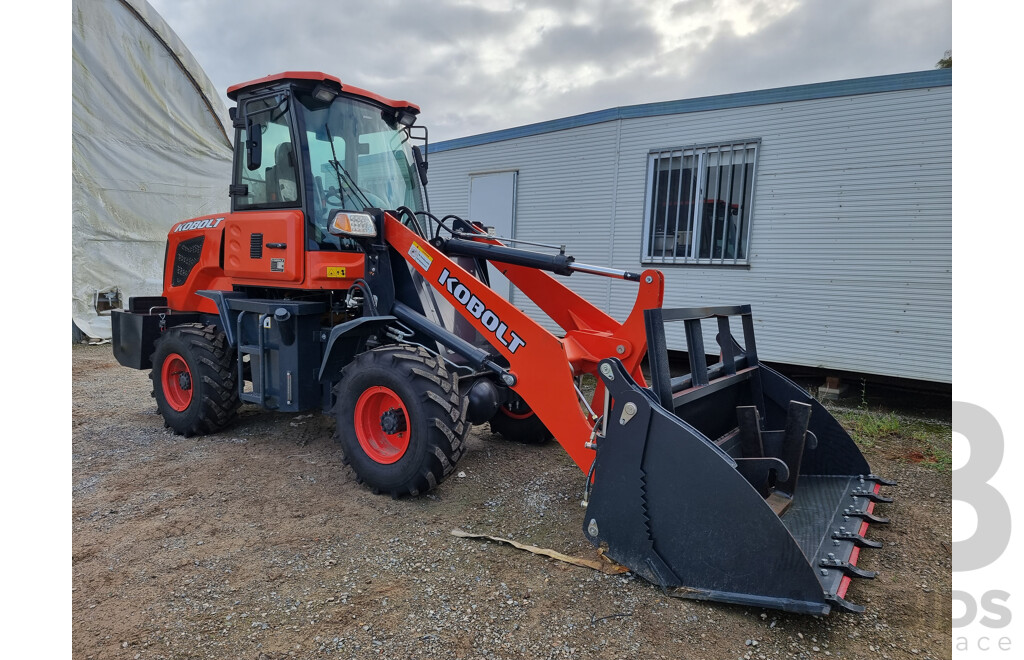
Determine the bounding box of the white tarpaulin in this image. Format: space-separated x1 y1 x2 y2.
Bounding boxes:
72 0 232 339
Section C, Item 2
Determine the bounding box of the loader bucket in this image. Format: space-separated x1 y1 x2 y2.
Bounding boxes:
583 306 892 615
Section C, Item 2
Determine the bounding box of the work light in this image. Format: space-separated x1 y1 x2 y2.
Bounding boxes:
328 211 376 237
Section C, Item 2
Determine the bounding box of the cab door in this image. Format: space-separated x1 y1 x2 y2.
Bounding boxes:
225 90 306 284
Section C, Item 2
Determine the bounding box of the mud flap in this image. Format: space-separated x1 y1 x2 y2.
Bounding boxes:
582 306 892 615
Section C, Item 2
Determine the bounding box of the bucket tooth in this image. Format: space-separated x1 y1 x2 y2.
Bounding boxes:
832 530 883 549
844 510 890 525
825 594 866 614
820 557 877 580
865 474 898 487
850 487 893 504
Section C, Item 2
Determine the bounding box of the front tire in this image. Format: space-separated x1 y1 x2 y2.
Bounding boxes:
150 324 240 436
334 345 469 497
488 393 553 445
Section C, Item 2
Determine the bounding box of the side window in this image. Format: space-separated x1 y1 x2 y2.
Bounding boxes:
234 95 300 209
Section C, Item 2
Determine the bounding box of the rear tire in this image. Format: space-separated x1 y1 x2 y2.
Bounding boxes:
150 323 240 436
334 345 469 497
488 394 553 445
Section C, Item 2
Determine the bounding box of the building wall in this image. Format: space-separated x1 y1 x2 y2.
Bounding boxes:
425 74 951 383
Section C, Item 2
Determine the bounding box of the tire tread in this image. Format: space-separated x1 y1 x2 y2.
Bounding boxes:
333 345 468 496
149 324 240 436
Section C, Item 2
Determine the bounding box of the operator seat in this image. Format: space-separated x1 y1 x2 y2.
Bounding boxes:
267 142 298 203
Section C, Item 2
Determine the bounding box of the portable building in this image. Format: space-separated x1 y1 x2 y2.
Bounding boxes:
425 70 952 383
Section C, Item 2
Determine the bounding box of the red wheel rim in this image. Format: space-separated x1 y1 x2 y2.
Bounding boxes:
353 386 410 464
500 399 534 420
161 353 193 412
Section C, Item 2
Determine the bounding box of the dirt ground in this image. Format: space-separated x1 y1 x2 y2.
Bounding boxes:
72 343 952 660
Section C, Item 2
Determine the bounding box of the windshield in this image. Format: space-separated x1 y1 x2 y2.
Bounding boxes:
297 93 424 247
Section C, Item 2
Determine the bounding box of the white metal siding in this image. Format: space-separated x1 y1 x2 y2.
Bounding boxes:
428 85 951 383
427 122 621 327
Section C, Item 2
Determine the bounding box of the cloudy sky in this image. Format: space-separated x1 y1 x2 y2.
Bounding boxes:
153 0 951 144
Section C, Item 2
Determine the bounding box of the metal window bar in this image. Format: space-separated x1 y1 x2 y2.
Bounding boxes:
730 149 744 264
688 150 701 261
712 147 725 259
703 149 716 260
738 146 758 263
642 154 653 259
682 151 695 259
660 153 672 258
670 152 683 259
720 145 736 260
728 147 743 264
650 153 663 258
705 148 716 259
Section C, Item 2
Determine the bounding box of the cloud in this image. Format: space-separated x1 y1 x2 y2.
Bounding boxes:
147 0 951 142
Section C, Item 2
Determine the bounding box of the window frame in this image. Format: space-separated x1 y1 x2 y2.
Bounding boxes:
231 90 306 213
640 139 761 266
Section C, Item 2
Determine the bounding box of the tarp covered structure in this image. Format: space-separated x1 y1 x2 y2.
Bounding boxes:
72 0 232 339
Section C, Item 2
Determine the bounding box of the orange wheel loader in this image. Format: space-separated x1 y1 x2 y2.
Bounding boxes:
112 72 892 614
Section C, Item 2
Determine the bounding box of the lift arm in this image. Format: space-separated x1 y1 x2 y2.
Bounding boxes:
382 213 663 472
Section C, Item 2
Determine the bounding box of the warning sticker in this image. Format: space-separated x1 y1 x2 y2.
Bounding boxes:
408 241 433 272
326 266 347 278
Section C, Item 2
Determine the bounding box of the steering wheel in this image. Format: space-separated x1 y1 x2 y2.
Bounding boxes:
324 185 389 210
324 186 344 206
360 189 390 209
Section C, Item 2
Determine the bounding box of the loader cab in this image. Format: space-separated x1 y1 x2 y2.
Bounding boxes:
227 72 426 252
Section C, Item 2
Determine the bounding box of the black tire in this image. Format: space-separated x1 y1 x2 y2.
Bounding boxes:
149 323 240 436
488 394 553 445
333 345 469 497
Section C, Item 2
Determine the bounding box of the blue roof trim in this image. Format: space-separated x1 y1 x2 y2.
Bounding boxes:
428 69 951 154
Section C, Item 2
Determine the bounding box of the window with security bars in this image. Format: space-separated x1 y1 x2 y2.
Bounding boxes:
642 140 759 265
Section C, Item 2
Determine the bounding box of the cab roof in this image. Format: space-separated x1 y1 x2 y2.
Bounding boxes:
226 71 420 113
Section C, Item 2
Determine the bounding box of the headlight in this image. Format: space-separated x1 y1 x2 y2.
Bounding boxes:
328 211 376 237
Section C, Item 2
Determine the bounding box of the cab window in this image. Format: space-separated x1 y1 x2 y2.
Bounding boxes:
233 95 301 209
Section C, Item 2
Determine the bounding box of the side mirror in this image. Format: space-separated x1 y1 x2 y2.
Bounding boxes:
246 118 262 171
412 145 428 186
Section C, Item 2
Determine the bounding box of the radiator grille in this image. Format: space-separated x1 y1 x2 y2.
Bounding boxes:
171 236 205 287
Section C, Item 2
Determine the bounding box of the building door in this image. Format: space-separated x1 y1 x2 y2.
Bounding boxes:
469 171 517 301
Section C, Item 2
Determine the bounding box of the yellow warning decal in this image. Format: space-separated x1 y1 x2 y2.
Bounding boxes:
326 267 347 278
408 241 434 272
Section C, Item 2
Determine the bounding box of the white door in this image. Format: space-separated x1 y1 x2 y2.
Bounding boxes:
468 171 517 301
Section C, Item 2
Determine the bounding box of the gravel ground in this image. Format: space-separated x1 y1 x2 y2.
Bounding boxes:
72 343 952 659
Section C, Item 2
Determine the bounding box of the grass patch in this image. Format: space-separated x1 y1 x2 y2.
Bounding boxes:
828 406 952 472
833 410 903 447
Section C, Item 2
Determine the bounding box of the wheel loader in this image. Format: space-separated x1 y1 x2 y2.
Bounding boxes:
111 71 892 615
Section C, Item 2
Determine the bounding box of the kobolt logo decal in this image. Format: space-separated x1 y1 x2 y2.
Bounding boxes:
174 217 224 233
438 268 526 354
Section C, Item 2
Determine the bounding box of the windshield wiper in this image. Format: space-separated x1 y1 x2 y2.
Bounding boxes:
324 125 373 210
329 159 372 209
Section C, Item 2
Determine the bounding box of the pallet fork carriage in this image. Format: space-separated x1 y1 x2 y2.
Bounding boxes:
112 71 891 614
